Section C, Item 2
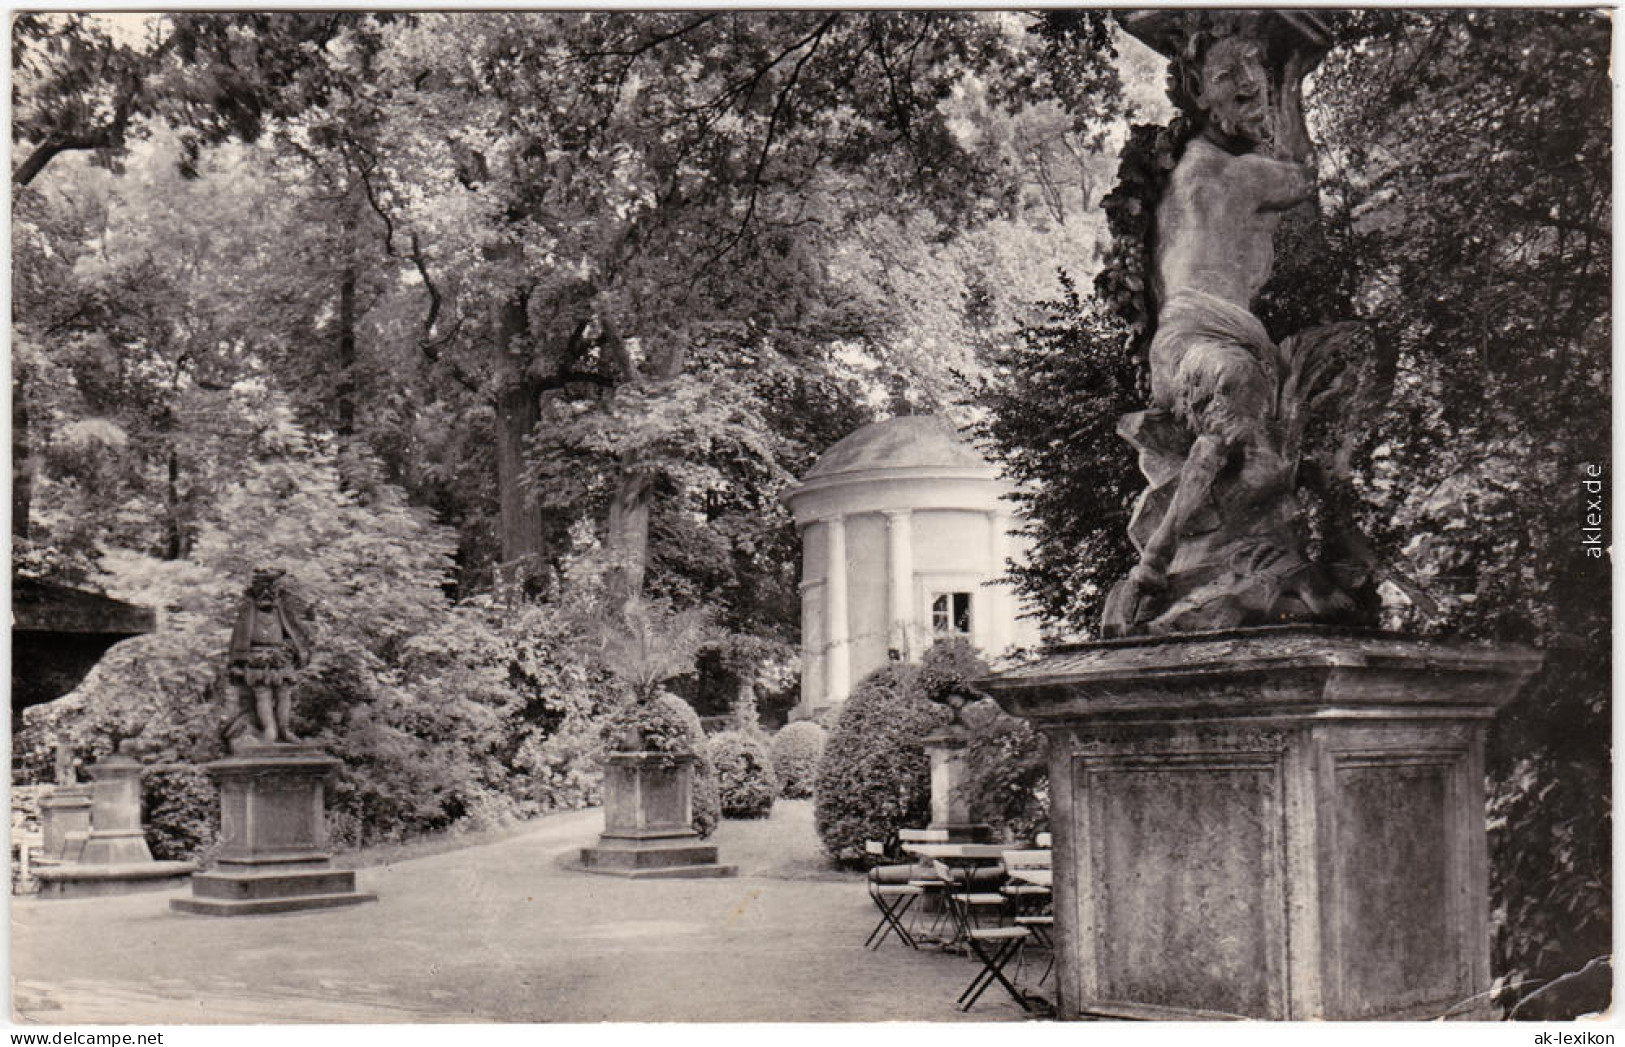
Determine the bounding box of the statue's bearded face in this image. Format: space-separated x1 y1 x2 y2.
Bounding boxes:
1199 38 1272 146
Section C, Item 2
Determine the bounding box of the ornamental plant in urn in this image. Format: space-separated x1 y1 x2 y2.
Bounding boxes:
575 600 733 877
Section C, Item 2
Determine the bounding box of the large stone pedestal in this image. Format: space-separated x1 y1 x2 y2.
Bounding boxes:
34 752 195 897
984 627 1540 1021
921 728 993 843
576 752 737 879
172 745 376 916
77 751 154 865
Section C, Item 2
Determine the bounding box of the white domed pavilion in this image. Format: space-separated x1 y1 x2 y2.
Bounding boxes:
782 415 1041 720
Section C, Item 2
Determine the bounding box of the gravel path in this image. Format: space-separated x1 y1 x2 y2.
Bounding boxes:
11 802 1041 1024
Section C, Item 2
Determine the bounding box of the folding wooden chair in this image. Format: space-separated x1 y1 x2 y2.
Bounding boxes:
1000 850 1055 993
935 860 1033 1012
865 840 923 949
1000 850 1052 915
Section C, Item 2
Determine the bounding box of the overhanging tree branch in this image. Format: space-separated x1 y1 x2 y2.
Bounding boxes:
409 232 479 395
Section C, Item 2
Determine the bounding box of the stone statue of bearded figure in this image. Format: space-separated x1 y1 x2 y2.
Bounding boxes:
1103 24 1370 636
224 568 311 751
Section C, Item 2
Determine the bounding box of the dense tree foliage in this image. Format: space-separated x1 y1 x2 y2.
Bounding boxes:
15 11 1123 847
978 9 1610 1013
14 11 1122 718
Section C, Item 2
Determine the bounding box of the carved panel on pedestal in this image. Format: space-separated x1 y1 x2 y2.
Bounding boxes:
603 762 639 833
218 782 248 853
1328 749 1468 1018
639 763 689 832
1077 749 1288 1019
253 774 324 852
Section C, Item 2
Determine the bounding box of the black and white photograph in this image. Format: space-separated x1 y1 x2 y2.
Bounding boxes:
7 6 1613 1031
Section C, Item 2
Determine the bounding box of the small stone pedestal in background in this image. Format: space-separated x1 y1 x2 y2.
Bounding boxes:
34 751 195 897
984 628 1540 1021
576 752 737 879
920 727 993 843
38 785 92 860
172 745 375 916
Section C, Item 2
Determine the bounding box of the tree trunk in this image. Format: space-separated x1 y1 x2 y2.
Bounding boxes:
336 207 358 440
601 334 684 604
162 446 187 560
606 471 654 604
493 290 550 591
12 366 33 541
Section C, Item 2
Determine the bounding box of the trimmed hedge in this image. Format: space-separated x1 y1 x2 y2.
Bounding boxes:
813 663 952 865
707 731 777 819
770 721 827 799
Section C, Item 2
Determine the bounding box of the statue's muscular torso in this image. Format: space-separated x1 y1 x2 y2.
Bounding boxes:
1156 136 1315 313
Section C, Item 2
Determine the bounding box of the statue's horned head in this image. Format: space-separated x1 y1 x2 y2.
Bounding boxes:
1173 29 1275 148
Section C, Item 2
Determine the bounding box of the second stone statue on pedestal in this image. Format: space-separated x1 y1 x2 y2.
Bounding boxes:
173 567 376 916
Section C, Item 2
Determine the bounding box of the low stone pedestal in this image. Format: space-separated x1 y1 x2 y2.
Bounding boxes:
77 751 154 865
39 785 92 859
576 752 737 879
172 745 376 916
984 627 1540 1021
921 728 994 843
35 753 195 897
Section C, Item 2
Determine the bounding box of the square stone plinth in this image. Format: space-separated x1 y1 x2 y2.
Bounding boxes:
574 751 737 879
984 627 1540 1021
172 746 376 917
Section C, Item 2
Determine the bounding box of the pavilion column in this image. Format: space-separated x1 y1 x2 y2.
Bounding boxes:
797 576 821 719
986 511 1012 656
884 509 914 660
824 515 850 704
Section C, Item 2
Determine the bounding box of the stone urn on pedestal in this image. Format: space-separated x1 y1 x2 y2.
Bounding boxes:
919 725 993 844
37 785 92 862
575 704 737 879
34 746 197 897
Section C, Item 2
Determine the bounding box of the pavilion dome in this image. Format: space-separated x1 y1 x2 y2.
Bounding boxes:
801 415 993 482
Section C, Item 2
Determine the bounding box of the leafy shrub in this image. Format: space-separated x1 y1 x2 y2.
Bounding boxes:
813 663 952 865
602 692 703 755
707 730 777 819
770 721 827 799
659 694 721 839
690 751 721 840
142 766 219 863
514 717 604 814
959 714 1049 842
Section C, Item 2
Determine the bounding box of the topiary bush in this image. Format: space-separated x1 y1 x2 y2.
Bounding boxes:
770 721 827 799
707 730 777 819
813 663 953 865
142 765 219 863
